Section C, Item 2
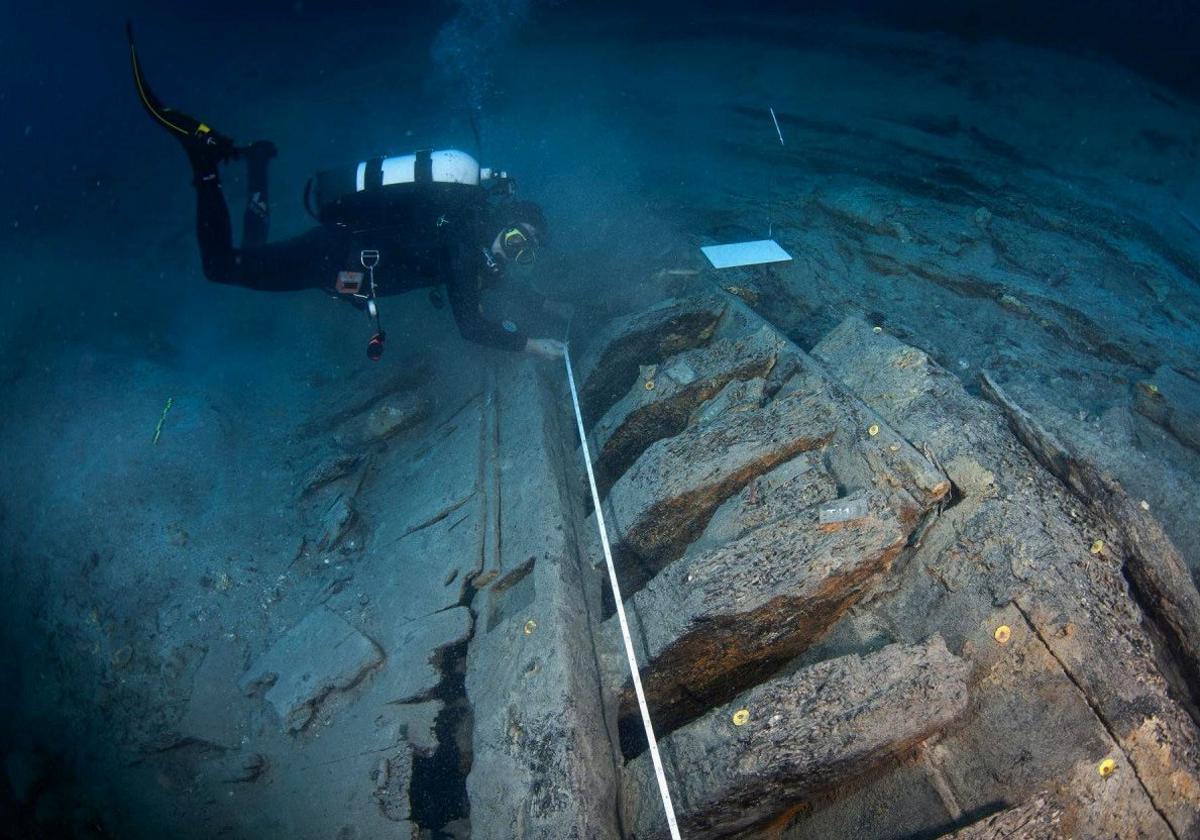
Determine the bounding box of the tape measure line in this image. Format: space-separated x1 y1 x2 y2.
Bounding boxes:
563 346 682 840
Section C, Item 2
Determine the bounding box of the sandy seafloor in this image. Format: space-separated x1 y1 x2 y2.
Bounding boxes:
1 3 1198 836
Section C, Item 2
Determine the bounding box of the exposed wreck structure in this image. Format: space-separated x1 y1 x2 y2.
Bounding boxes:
542 293 1200 839
30 294 1199 839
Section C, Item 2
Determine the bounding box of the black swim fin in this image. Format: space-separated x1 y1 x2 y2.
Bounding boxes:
126 19 237 166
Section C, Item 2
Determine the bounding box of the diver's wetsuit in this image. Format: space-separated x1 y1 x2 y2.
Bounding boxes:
191 151 527 351
129 20 528 353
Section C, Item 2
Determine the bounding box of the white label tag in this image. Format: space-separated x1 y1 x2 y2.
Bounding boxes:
336 271 364 294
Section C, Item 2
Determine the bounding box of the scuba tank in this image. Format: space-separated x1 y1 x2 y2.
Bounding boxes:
307 148 516 360
304 148 512 228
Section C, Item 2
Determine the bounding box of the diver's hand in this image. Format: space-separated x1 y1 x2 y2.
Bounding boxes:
525 338 566 359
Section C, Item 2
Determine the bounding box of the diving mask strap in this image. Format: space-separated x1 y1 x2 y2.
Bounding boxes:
501 226 536 265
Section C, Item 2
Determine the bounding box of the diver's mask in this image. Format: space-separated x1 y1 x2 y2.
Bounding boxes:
499 225 538 266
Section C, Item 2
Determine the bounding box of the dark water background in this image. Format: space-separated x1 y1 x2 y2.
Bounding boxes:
1 0 1196 356
2 0 1197 237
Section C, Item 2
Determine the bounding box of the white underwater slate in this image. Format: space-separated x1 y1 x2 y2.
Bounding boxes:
701 239 792 269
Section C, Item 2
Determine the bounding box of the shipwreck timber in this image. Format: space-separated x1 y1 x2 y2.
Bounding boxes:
56 293 1199 839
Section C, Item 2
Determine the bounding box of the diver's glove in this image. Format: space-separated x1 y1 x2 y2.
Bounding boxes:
525 338 566 360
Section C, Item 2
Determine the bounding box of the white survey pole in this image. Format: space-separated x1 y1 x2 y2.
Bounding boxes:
563 346 683 840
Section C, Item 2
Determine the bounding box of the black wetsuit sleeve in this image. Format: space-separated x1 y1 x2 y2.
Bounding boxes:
445 243 528 351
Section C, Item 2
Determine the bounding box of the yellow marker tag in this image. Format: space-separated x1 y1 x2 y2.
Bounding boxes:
1090 539 1104 555
644 380 655 391
523 619 537 636
994 625 1011 645
731 708 750 726
868 424 880 437
1098 758 1116 778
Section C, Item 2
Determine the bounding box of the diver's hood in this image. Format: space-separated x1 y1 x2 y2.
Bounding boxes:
305 149 511 227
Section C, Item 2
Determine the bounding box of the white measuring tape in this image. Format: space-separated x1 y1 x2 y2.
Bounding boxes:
563 346 682 840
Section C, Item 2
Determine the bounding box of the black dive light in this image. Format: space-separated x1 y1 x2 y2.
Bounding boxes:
367 331 386 361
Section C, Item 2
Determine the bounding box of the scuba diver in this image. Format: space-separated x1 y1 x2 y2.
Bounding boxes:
126 22 567 362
